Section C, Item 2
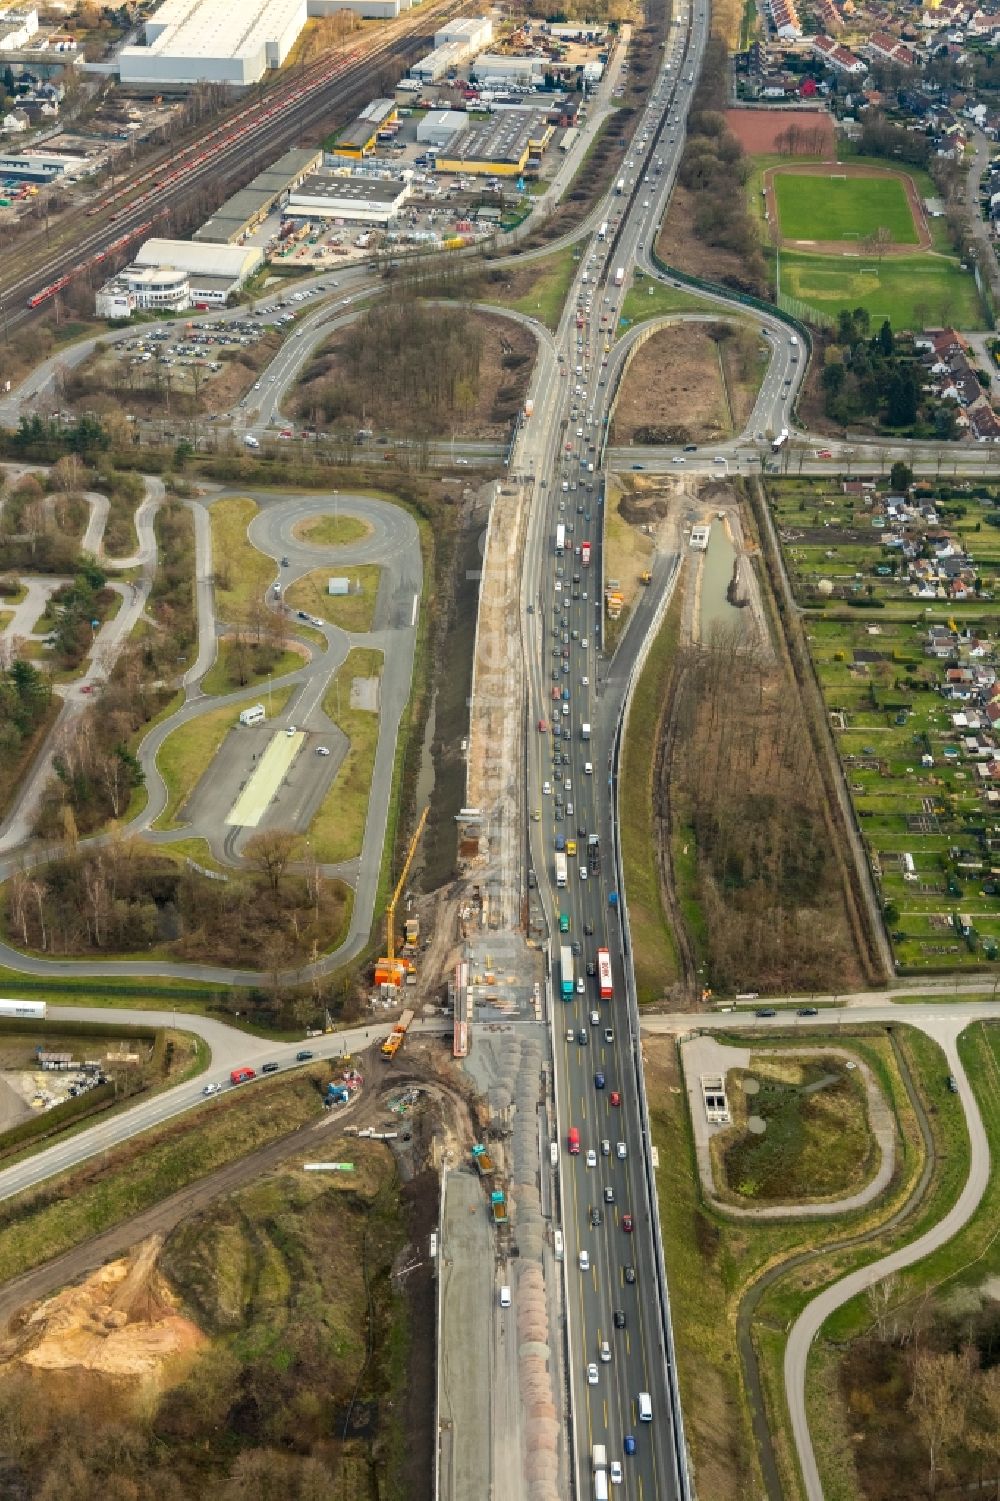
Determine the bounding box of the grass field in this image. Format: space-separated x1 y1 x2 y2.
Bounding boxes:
779 249 984 331
310 647 384 864
291 513 371 547
774 172 918 244
285 565 380 634
504 246 578 331
208 497 272 621
199 644 304 698
154 688 293 828
620 278 720 325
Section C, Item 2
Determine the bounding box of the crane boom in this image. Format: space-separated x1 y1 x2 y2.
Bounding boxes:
386 806 429 961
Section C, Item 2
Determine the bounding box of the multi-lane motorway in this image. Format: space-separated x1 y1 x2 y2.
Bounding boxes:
510 4 720 1496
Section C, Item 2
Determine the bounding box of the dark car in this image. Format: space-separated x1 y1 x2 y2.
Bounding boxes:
572 940 582 956
590 1206 603 1228
584 922 594 936
755 1007 777 1018
587 961 597 977
262 1062 280 1074
281 556 289 566
683 444 698 452
295 1050 314 1062
623 1265 636 1285
613 1309 626 1329
797 1007 818 1017
947 1075 959 1093
577 1029 589 1046
595 1071 605 1090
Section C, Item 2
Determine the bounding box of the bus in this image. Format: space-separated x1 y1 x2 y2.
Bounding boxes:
771 429 788 452
560 944 574 999
597 948 613 1001
567 1126 580 1154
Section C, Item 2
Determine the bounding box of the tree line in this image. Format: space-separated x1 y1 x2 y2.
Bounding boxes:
821 311 959 438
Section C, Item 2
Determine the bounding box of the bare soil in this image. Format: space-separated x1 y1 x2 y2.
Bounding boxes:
724 108 835 157
656 183 765 290
612 325 734 445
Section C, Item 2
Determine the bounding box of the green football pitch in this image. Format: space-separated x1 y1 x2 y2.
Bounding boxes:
774 172 919 244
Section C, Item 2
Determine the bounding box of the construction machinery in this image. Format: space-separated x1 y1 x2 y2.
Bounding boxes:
472 1143 495 1176
381 1008 414 1060
491 1189 508 1224
640 570 652 585
374 806 429 988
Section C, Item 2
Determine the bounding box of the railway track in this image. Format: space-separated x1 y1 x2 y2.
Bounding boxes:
0 0 460 329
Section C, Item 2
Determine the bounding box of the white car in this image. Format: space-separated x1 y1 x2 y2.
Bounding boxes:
316 746 331 757
564 778 572 791
587 1363 599 1385
581 638 588 649
580 867 588 881
616 1141 627 1160
543 781 552 795
600 1340 612 1363
671 456 685 465
202 1082 222 1096
590 1010 600 1025
586 1149 597 1168
286 725 297 736
566 1027 575 1043
576 977 585 994
580 1249 590 1271
611 1461 623 1485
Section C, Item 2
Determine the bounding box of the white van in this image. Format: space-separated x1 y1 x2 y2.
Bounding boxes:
239 704 265 728
499 1286 511 1308
594 1470 609 1501
637 1391 653 1423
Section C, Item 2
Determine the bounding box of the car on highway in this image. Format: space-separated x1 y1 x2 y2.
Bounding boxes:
580 1250 590 1271
622 1213 634 1233
610 1091 621 1107
797 1006 818 1016
578 1030 589 1046
586 1148 597 1167
262 1062 280 1074
671 456 685 465
590 1206 603 1227
560 912 570 932
580 866 588 880
296 1050 314 1061
755 1007 777 1018
202 1082 222 1096
604 1185 615 1203
595 1071 605 1089
604 1028 614 1044
613 1309 626 1329
587 1362 599 1385
600 1340 612 1364
623 1265 636 1284
624 1436 637 1456
576 977 585 995
286 725 297 737
566 1027 575 1043
611 1461 623 1485
616 1141 627 1159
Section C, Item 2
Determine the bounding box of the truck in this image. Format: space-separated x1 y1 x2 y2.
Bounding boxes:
0 999 46 1020
581 540 591 566
491 1190 508 1224
581 722 591 741
230 1067 256 1086
555 522 566 556
560 944 574 999
555 851 568 888
615 178 625 194
598 221 608 240
524 398 534 418
381 1007 414 1059
593 1445 608 1473
772 429 789 452
472 1143 495 1175
614 267 625 287
588 833 600 871
597 947 613 1001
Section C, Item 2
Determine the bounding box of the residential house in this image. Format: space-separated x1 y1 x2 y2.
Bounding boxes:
811 33 868 72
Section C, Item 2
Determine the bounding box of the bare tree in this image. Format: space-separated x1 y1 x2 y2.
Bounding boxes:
908 1347 972 1493
866 1270 900 1341
244 828 300 894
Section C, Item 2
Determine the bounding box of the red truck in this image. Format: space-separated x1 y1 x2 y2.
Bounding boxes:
230 1067 256 1086
581 541 591 567
567 1126 580 1155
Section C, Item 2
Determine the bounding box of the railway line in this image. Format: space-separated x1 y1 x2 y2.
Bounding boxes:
0 0 461 327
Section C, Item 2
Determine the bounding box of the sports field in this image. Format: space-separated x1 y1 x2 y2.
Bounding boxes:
780 250 984 330
774 171 918 243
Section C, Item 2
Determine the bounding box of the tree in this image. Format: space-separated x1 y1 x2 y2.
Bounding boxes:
878 318 895 357
866 1270 899 1341
908 1347 972 1493
822 363 845 398
244 829 300 895
890 460 913 492
887 368 918 426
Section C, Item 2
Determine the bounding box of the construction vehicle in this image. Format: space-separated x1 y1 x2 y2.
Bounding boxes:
640 571 652 585
326 1083 350 1105
404 916 420 947
491 1190 508 1224
472 1144 495 1176
375 806 429 987
381 1008 414 1060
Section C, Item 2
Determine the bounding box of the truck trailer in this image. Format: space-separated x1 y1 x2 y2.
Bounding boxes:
560 944 574 999
614 267 625 287
554 851 568 887
0 999 47 1020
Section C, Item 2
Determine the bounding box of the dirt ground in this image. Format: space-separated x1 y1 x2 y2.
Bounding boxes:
656 184 764 290
298 310 534 441
724 107 835 157
612 324 736 445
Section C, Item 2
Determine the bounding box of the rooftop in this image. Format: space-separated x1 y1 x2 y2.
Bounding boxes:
288 172 408 203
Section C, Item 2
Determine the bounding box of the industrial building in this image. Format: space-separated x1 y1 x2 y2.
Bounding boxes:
284 172 410 224
308 0 405 17
97 238 261 316
409 13 492 81
0 7 38 49
0 149 88 179
416 108 466 147
332 97 398 158
471 52 544 83
118 0 306 87
435 110 552 176
194 147 320 243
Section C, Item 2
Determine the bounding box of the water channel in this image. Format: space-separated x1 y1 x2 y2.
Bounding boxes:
698 519 747 639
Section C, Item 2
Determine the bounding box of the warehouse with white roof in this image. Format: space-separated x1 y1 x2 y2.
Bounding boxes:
95 237 262 318
118 0 306 86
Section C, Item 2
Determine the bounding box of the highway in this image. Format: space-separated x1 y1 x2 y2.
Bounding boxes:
507 3 717 1496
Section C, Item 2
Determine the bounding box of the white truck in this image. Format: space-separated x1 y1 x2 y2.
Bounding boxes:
581 722 591 741
614 267 625 287
555 852 568 888
592 1444 607 1472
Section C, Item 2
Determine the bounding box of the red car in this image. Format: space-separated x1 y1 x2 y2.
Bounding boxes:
622 1213 634 1233
817 448 833 459
538 718 549 732
610 1091 621 1107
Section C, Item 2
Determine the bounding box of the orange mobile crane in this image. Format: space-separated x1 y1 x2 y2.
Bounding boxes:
374 806 429 988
